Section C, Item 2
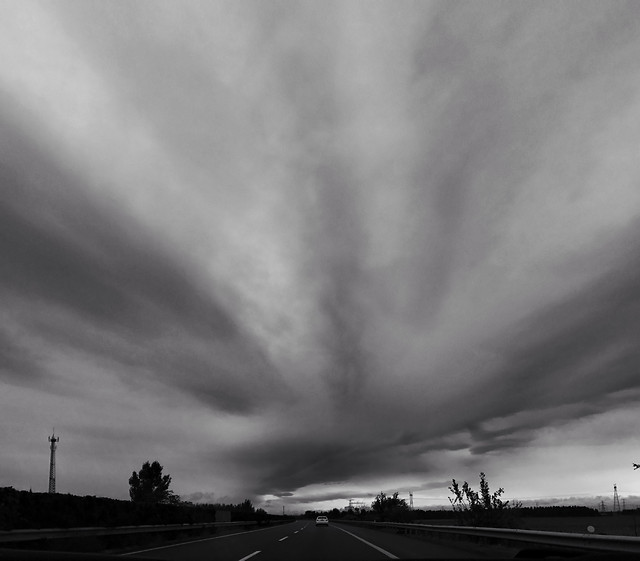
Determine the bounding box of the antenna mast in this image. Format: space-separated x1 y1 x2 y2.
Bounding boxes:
48 430 59 493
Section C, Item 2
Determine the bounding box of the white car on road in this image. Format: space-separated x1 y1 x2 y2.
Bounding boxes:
315 515 329 526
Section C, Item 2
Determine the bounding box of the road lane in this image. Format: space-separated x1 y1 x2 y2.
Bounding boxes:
254 522 393 561
126 521 301 561
125 520 498 560
331 522 499 559
333 526 398 558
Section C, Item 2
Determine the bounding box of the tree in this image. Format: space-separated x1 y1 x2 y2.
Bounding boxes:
448 472 520 528
371 491 409 521
237 499 255 514
129 460 178 504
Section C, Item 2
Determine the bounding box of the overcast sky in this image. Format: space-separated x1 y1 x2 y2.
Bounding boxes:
2 1 640 513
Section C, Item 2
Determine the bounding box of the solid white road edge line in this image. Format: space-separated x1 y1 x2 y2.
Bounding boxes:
238 551 261 561
120 524 282 555
334 525 399 559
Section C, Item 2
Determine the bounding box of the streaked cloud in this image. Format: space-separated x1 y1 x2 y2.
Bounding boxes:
1 1 640 511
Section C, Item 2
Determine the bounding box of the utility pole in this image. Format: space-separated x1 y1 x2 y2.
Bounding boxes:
48 430 59 493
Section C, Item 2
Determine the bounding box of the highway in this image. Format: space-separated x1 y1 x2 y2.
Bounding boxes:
124 521 499 560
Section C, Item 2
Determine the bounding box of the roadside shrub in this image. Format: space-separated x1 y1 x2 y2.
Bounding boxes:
448 473 521 528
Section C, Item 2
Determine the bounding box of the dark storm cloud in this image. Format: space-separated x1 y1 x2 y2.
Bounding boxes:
227 427 442 497
35 1 368 408
433 223 640 457
3 1 640 507
0 113 235 337
202 1 640 496
400 227 640 456
392 0 640 324
257 11 373 406
71 423 150 444
227 213 640 493
0 114 285 412
228 438 368 495
309 163 370 406
482 222 640 413
0 329 44 387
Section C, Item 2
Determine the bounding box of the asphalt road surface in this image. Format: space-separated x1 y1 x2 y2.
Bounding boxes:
124 521 501 561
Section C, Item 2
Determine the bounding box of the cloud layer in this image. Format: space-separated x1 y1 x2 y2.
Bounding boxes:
1 1 640 510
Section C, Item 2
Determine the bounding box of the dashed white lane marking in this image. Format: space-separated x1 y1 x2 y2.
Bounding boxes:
238 551 261 561
278 536 289 542
334 525 399 559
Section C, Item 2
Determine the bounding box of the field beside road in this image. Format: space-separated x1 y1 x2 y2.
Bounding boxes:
521 515 640 537
416 515 640 537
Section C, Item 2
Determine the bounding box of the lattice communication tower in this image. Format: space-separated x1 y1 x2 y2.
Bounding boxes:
48 431 59 493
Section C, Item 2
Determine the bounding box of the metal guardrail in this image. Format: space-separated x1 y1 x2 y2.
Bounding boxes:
0 521 259 544
338 520 640 555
